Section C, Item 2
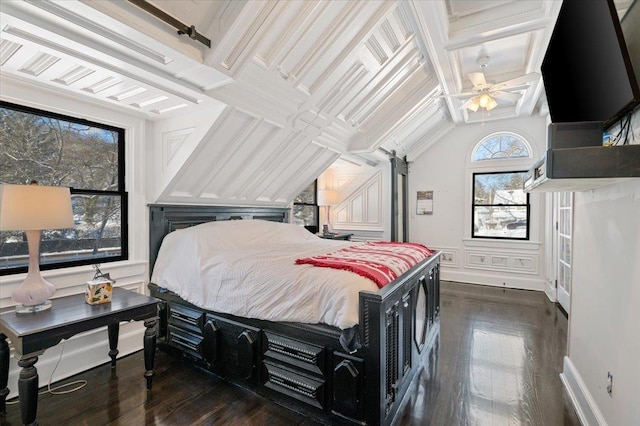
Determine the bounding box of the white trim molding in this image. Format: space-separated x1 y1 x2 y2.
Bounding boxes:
561 356 608 426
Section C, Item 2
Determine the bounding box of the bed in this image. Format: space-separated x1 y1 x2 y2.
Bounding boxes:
148 204 441 425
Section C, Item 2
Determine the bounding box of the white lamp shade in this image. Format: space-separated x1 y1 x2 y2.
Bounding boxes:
317 189 339 206
0 184 74 231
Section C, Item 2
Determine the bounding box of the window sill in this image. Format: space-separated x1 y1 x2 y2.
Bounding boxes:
0 260 147 286
462 238 541 251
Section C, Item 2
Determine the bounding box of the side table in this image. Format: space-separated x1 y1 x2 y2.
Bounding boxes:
0 287 158 425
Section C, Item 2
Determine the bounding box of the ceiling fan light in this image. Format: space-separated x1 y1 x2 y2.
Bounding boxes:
486 97 498 111
466 97 480 112
479 93 491 107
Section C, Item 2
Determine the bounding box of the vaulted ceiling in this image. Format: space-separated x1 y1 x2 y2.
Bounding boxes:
0 0 628 205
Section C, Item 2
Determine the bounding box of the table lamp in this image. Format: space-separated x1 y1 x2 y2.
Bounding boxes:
317 189 339 234
0 182 74 313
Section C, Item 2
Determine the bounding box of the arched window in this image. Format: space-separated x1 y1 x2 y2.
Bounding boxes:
472 132 531 161
470 132 531 240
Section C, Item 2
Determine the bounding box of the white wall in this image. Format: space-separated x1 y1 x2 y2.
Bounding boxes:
561 114 640 426
0 77 150 398
408 115 548 290
319 158 391 241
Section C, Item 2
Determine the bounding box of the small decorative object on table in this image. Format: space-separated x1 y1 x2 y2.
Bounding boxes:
85 265 114 305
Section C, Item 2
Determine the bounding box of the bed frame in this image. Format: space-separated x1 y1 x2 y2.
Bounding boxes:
148 204 440 425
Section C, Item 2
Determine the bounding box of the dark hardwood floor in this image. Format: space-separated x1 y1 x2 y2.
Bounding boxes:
394 282 581 426
1 282 581 425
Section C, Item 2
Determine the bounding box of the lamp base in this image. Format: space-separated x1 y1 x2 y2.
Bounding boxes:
15 300 52 314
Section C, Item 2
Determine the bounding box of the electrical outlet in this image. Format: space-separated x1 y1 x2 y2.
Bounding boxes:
606 372 613 396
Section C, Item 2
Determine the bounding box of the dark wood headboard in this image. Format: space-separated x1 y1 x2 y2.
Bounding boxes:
148 204 290 275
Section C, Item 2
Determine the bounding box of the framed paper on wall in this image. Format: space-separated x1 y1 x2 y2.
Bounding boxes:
417 190 433 215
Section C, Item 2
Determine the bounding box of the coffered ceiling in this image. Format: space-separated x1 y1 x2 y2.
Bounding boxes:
0 0 564 156
1 0 626 205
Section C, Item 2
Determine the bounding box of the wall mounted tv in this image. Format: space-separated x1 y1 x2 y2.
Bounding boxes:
542 0 640 130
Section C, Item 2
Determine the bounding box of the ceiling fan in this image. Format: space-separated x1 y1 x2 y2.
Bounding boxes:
442 56 539 112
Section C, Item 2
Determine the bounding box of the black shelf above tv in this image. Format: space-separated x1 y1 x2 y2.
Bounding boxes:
524 144 640 192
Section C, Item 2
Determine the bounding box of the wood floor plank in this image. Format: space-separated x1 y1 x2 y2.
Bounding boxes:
1 281 580 425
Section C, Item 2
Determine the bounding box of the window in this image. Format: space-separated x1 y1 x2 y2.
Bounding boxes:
472 172 529 240
0 101 127 275
472 132 530 161
470 132 532 240
293 181 318 233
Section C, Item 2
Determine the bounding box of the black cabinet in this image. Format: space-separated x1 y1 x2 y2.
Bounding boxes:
166 303 259 380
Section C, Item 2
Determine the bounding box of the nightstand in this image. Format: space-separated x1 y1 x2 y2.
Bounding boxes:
0 287 158 425
318 233 353 241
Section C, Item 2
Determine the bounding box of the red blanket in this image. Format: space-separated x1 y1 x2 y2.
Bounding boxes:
295 242 434 288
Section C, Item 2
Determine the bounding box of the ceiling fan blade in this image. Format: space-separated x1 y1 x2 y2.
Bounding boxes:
492 72 540 90
468 72 487 89
490 91 522 103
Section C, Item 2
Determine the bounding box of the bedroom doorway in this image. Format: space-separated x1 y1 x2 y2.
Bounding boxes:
554 192 573 314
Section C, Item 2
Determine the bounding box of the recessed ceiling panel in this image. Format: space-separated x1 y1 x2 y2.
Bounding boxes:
456 32 531 84
446 0 513 21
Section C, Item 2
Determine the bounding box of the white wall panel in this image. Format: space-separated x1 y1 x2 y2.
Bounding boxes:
351 194 364 223
336 206 349 224
366 180 381 224
333 172 384 231
150 105 226 202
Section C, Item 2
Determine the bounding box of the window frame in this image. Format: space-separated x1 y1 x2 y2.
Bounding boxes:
471 170 530 241
0 100 128 276
292 180 319 234
471 131 532 162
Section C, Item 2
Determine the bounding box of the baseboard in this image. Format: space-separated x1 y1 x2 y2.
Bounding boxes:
544 278 556 302
561 356 608 426
441 269 544 291
6 322 145 399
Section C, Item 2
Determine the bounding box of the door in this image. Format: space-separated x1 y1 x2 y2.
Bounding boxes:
555 192 573 313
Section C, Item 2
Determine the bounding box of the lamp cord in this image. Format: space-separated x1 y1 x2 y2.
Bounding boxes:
6 339 87 405
47 339 87 395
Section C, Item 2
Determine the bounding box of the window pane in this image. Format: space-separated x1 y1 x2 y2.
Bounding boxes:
293 205 317 227
473 206 528 239
473 171 529 240
0 106 120 191
473 133 530 161
0 194 124 271
474 172 526 204
294 182 316 204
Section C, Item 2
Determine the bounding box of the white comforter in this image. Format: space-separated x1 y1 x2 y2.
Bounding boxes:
151 220 378 329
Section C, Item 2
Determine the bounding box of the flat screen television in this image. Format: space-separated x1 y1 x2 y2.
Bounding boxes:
542 0 640 130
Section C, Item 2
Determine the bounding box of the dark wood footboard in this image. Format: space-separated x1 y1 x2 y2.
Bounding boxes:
360 253 440 425
148 204 440 425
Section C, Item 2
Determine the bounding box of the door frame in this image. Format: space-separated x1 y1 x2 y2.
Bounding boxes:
555 192 573 313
